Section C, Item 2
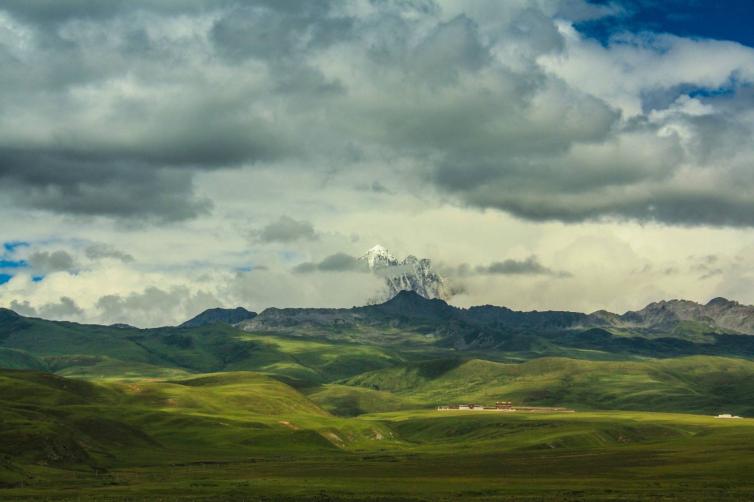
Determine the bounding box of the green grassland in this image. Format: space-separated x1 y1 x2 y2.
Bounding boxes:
0 313 409 386
4 310 754 499
7 314 754 419
1 367 754 500
339 356 754 417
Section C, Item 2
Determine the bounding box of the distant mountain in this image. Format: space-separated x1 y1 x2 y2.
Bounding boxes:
242 290 595 335
369 289 457 321
5 294 754 382
616 297 754 335
239 292 754 356
180 307 257 328
359 245 450 302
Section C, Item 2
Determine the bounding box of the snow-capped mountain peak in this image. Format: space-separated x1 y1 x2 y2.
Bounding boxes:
360 244 398 269
358 245 450 302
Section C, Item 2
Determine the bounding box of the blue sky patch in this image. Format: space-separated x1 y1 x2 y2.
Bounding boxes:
3 241 30 254
0 259 29 269
579 1 754 48
640 82 741 114
0 273 12 285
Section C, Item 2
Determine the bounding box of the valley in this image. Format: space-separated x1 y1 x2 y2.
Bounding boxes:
2 368 754 501
3 294 754 499
3 1 752 499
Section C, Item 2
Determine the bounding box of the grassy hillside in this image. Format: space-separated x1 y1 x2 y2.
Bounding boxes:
0 313 405 386
0 348 47 371
342 356 754 416
4 307 754 498
4 310 754 418
0 369 395 470
122 371 330 418
2 369 754 501
306 384 423 416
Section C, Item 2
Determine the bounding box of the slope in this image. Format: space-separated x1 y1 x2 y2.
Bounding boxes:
0 311 402 385
179 307 257 328
0 367 395 485
342 355 754 416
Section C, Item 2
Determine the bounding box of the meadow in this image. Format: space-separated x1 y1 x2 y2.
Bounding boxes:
2 368 754 500
3 310 754 499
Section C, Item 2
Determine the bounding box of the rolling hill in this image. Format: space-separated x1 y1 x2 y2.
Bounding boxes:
4 292 754 500
337 356 754 416
2 367 754 500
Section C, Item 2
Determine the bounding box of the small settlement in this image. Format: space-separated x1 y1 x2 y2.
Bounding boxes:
436 401 574 413
715 413 743 419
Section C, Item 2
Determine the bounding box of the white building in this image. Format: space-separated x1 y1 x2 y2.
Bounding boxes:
715 413 743 419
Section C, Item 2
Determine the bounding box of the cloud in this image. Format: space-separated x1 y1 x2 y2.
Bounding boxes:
85 243 134 263
0 3 293 222
476 256 571 277
227 267 383 311
293 252 368 273
95 286 221 327
356 181 392 194
690 254 724 280
1 1 754 227
11 296 83 320
4 0 754 326
27 250 76 274
9 299 35 316
0 156 213 222
255 216 318 243
210 1 352 63
292 262 317 274
41 296 83 319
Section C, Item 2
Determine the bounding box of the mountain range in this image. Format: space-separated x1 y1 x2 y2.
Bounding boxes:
8 287 752 501
238 290 754 337
4 293 754 387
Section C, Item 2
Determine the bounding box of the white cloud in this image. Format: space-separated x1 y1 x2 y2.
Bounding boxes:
2 1 754 322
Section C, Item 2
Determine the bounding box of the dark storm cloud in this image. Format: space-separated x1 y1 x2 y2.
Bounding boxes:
293 253 369 274
255 217 318 243
209 2 351 99
409 15 490 84
444 256 570 278
369 181 392 194
0 0 238 24
85 243 134 263
8 300 35 316
345 6 754 228
476 256 570 277
2 1 754 226
41 296 84 319
96 286 220 327
210 1 352 62
13 296 83 320
467 187 754 227
0 151 212 221
0 1 307 222
27 250 76 274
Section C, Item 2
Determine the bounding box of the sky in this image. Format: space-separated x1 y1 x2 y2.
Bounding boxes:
2 0 754 327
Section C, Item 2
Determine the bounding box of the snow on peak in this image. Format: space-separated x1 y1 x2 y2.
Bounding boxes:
358 245 450 302
365 244 391 257
361 244 397 269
